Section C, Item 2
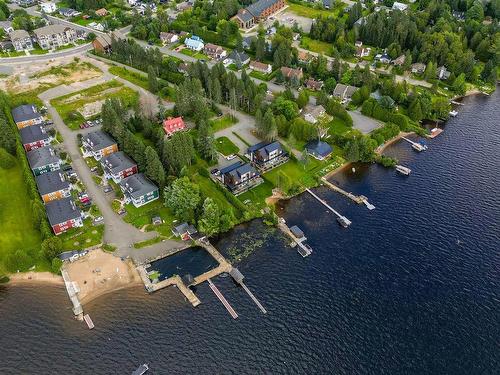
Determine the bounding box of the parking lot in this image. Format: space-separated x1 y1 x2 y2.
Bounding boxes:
272 10 314 33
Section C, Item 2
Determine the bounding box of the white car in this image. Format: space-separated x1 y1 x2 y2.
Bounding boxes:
226 154 237 160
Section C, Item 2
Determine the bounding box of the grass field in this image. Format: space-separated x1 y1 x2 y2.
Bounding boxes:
300 36 333 56
286 1 342 18
59 220 105 251
109 66 149 90
215 136 239 156
0 162 46 274
249 70 274 81
180 48 206 60
210 115 238 132
329 117 352 135
124 199 176 233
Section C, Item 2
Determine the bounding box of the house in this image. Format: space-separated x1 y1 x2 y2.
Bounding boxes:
249 60 272 74
45 197 83 235
119 173 159 208
298 50 313 64
280 66 303 81
332 83 358 102
355 40 363 48
160 32 178 45
224 50 250 67
305 78 323 91
95 8 108 17
176 1 192 11
101 151 138 183
0 21 14 34
40 2 57 14
33 25 77 50
82 130 118 160
184 35 204 51
452 11 465 21
172 222 198 240
392 2 408 11
17 0 36 7
92 31 124 53
231 0 286 29
437 66 451 80
27 146 61 176
0 40 13 52
58 8 80 18
246 141 288 171
355 45 371 58
219 161 261 195
411 62 426 74
305 140 332 160
204 43 226 59
20 125 53 151
266 26 277 36
163 116 186 137
354 16 366 26
35 170 71 203
292 32 300 41
12 104 44 129
392 54 406 66
88 22 105 32
375 52 391 64
302 104 326 124
9 30 33 52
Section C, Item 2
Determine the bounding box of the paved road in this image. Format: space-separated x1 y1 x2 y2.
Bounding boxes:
214 106 260 152
0 43 92 64
350 110 383 134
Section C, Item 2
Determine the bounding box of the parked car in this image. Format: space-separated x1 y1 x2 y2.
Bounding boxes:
90 166 98 172
103 185 113 193
93 216 104 224
61 164 72 171
118 208 126 216
226 154 237 160
210 168 220 175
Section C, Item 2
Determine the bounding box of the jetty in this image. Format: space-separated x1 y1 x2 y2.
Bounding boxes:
132 364 149 375
306 188 352 227
321 177 375 210
402 137 427 152
83 314 94 329
277 219 313 257
450 100 464 106
427 128 443 139
208 278 238 319
61 269 83 318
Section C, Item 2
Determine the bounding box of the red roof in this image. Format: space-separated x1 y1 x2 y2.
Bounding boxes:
163 117 186 136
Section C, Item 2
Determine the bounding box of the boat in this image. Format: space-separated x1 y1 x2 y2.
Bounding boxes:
411 142 427 152
449 110 458 117
396 165 411 176
132 364 149 375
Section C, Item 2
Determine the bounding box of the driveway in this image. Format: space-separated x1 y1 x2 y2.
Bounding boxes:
214 105 261 152
350 110 383 134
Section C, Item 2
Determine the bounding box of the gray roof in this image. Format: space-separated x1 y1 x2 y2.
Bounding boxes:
20 125 49 144
305 140 333 158
101 151 136 175
222 161 256 181
83 130 116 151
247 0 281 18
235 9 254 23
247 141 282 156
27 146 60 170
45 197 81 226
9 29 30 41
228 50 249 63
12 104 41 123
119 173 158 199
33 24 71 38
94 31 124 48
0 21 12 29
35 170 69 195
303 104 325 119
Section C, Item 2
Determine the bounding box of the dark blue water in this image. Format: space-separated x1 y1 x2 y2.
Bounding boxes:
0 91 499 374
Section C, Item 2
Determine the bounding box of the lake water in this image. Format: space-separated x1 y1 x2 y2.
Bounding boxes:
0 90 499 374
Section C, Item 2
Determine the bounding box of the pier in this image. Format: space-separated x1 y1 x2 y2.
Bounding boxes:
277 220 313 257
208 278 238 319
321 178 375 210
229 267 267 314
402 137 427 152
61 269 83 317
83 314 94 329
306 188 352 227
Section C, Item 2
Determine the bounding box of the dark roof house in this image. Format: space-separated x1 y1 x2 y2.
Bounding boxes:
305 140 333 160
83 130 116 152
20 125 50 145
27 146 60 171
45 197 82 227
101 151 136 176
12 104 42 124
35 170 70 196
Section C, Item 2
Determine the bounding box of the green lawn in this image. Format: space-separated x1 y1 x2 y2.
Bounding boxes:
249 70 274 81
59 220 104 251
210 115 238 132
124 198 175 229
286 1 343 18
300 36 333 56
0 161 46 274
329 117 352 135
215 136 239 156
180 48 206 60
237 180 274 210
109 66 149 90
265 158 322 189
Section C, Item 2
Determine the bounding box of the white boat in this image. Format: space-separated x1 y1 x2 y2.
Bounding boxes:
396 165 411 176
449 110 458 117
132 364 149 375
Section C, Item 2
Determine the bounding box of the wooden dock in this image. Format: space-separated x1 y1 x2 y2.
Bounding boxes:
306 188 352 227
208 278 238 319
83 314 94 329
321 178 375 210
277 221 313 257
241 282 267 314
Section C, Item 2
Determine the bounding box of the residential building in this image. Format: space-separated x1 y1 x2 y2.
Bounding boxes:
298 50 313 64
92 31 124 53
224 50 250 67
305 78 323 91
33 25 77 50
0 40 13 51
40 2 57 14
305 140 332 160
356 45 371 58
17 0 36 7
20 125 53 151
246 141 288 171
392 2 408 11
392 54 406 66
163 116 186 137
172 222 198 240
120 173 159 208
355 40 363 47
89 22 105 32
95 8 108 17
9 30 33 52
249 60 272 74
411 62 426 74
35 170 71 203
375 52 391 64
231 0 286 29
184 35 204 51
58 8 80 18
45 197 83 235
160 32 178 45
0 21 14 34
204 43 226 59
302 104 326 124
437 66 451 80
219 161 261 195
82 130 118 160
12 104 44 129
178 62 189 74
242 36 256 49
280 66 303 81
332 83 358 102
27 146 61 176
101 151 138 183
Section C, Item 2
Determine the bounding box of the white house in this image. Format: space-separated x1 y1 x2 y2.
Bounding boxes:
89 22 105 32
184 35 204 51
392 2 408 11
40 2 57 14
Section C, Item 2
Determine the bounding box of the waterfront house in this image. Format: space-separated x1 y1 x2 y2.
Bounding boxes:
27 146 61 176
224 50 250 67
82 130 118 160
219 161 261 195
246 141 288 171
9 30 33 52
45 197 83 235
20 125 53 151
437 66 451 80
12 104 44 129
163 116 186 137
33 24 77 50
204 43 226 59
40 2 57 14
249 60 272 74
302 104 326 124
231 0 286 29
392 1 408 11
120 173 159 208
280 66 303 81
305 140 333 160
411 62 426 74
101 151 138 183
172 222 198 240
184 35 204 51
305 78 323 91
160 32 178 45
35 170 71 203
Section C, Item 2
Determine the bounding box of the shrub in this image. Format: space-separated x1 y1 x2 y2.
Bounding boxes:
51 258 63 274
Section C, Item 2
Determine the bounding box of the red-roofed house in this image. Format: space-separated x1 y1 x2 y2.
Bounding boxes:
163 117 186 137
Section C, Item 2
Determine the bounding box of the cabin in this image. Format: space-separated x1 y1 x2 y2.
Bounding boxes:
249 61 272 74
392 55 406 66
437 66 451 80
95 8 108 17
120 173 159 208
219 161 261 195
12 104 44 129
305 140 332 160
355 45 371 58
184 35 204 51
246 141 288 171
204 43 226 59
297 50 313 64
35 170 71 203
45 197 83 235
82 130 118 160
20 125 53 151
411 62 426 74
27 146 61 176
302 104 326 124
101 151 138 183
163 116 186 137
231 0 285 29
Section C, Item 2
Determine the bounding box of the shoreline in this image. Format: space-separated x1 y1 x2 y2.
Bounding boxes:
8 272 64 285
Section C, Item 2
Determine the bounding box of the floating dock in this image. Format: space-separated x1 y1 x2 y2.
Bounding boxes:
427 128 443 138
208 278 238 319
321 178 375 210
396 165 411 176
277 220 313 257
402 137 427 152
83 314 94 329
61 269 83 317
132 364 149 375
306 188 352 227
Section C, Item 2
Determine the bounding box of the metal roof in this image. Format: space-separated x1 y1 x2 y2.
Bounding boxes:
11 104 41 123
101 151 136 175
35 170 69 195
27 146 60 170
83 130 116 151
9 29 30 41
45 197 81 226
305 140 333 158
119 173 158 199
247 0 282 17
20 125 49 144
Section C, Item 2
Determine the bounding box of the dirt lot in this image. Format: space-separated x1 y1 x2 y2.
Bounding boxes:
64 249 142 305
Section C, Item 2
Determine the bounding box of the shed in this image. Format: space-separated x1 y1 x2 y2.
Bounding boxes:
290 225 305 240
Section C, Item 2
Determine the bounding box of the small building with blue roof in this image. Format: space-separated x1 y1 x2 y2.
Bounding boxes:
305 140 333 161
